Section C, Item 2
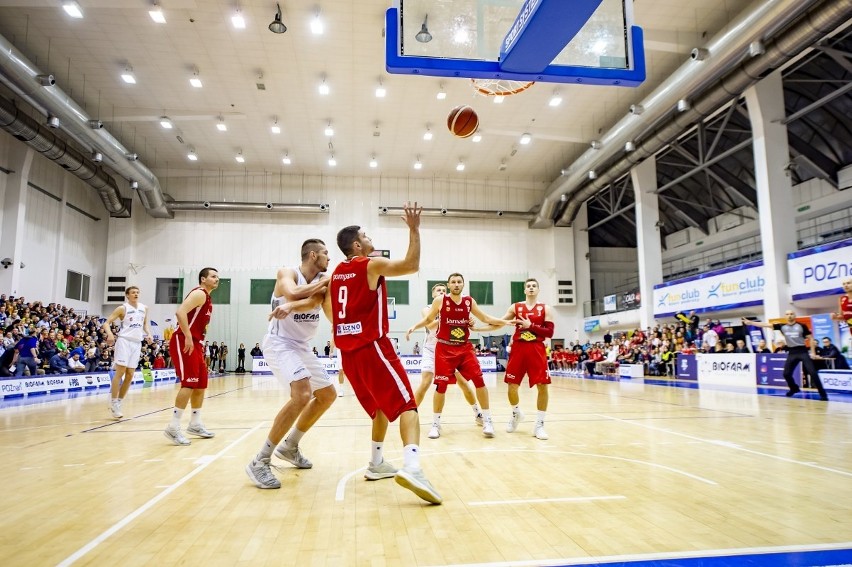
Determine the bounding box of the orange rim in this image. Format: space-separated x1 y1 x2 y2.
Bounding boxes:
470 78 535 96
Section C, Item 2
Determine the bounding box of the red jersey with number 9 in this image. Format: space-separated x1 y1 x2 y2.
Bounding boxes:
331 256 388 351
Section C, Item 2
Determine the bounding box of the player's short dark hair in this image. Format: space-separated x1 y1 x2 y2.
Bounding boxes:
337 225 361 256
431 282 447 293
198 267 218 283
124 286 139 296
524 278 538 286
447 272 464 283
301 239 326 261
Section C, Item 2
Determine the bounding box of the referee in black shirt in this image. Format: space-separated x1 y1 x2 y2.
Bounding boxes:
744 310 828 401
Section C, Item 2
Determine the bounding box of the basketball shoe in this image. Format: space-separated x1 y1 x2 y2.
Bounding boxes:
246 458 281 489
395 468 442 504
275 444 313 469
365 460 398 480
507 409 524 433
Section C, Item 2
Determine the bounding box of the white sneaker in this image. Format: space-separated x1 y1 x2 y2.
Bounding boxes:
507 409 524 433
186 423 215 438
427 424 441 439
364 460 398 480
245 458 281 489
534 425 549 440
164 426 190 446
337 389 344 397
109 400 122 420
394 467 442 504
474 412 484 426
275 444 313 469
482 419 495 438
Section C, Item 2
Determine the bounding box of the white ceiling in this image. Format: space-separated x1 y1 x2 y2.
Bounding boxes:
0 0 755 192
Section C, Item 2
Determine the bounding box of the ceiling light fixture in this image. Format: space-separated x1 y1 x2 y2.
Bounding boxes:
375 79 386 98
235 151 245 163
493 95 504 104
453 28 469 44
189 69 203 88
159 116 173 129
625 141 636 152
310 10 324 35
423 127 432 141
318 76 329 95
414 156 422 170
268 3 287 34
148 2 166 24
436 84 446 100
590 140 602 149
415 15 432 43
369 155 378 168
456 161 465 171
232 10 246 29
519 133 531 145
187 148 198 161
549 92 562 107
62 1 83 19
472 134 482 142
120 66 136 84
588 170 597 180
271 117 281 134
328 155 336 167
282 153 291 165
324 123 334 137
216 117 227 131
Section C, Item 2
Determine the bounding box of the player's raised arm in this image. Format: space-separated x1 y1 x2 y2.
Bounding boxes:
368 202 422 279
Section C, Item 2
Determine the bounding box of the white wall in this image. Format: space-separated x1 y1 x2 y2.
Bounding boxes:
0 129 108 314
100 170 582 354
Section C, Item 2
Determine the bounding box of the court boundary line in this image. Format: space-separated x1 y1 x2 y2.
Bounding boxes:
56 422 265 567
424 541 852 567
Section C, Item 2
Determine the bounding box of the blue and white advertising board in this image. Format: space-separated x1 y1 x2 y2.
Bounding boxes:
653 261 765 318
787 238 852 300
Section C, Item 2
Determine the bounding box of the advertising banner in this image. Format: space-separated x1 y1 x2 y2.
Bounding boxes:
755 353 801 388
604 295 617 312
809 313 837 346
696 353 756 388
653 261 765 318
1 378 25 397
820 369 852 392
676 354 698 380
787 238 852 300
622 289 641 310
584 318 601 333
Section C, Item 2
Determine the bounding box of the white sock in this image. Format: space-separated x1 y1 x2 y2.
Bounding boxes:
285 428 306 448
482 408 492 420
403 444 421 471
432 414 441 426
189 408 201 426
472 403 481 415
257 439 275 461
169 407 184 429
371 442 384 467
512 404 521 415
537 411 546 426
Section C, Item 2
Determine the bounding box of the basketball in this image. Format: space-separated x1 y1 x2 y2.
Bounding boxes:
447 105 479 138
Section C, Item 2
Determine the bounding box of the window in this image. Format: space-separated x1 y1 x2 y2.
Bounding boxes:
155 278 183 304
426 280 446 305
385 280 409 305
65 270 91 302
250 279 276 304
510 281 526 304
469 281 493 305
210 278 231 305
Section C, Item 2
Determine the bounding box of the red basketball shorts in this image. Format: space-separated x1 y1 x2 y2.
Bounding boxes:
504 341 551 387
340 336 416 422
170 333 209 389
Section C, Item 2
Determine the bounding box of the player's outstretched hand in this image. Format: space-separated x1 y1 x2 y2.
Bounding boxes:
401 201 422 230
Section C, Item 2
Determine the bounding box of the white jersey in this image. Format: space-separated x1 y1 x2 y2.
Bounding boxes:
117 302 147 342
424 306 438 346
267 268 323 344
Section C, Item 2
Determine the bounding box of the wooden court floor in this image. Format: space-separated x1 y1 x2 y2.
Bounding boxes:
1 373 851 567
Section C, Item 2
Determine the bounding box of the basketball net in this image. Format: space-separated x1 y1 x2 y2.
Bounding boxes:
470 78 535 97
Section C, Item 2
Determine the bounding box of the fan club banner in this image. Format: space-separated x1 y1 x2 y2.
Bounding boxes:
653 261 765 318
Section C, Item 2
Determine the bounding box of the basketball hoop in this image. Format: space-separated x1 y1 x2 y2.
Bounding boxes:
470 78 535 97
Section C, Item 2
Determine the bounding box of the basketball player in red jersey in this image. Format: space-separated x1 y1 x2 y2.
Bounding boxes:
329 202 442 505
832 276 852 325
164 267 219 446
407 273 515 439
497 278 554 440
